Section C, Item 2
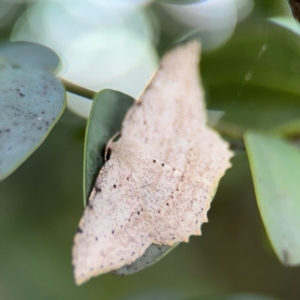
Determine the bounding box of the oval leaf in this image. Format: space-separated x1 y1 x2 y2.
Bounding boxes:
0 59 65 180
112 244 177 275
83 89 134 204
201 20 300 131
244 132 300 266
0 41 61 73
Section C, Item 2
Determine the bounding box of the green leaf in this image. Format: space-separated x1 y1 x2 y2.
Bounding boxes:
244 132 300 266
0 59 65 181
0 41 61 73
201 20 300 131
206 85 300 131
83 89 134 205
270 119 300 139
112 244 177 275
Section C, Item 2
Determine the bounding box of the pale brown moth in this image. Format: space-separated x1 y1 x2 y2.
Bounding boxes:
72 41 233 285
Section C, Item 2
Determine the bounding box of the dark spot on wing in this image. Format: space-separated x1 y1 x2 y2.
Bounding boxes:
113 184 116 188
77 227 83 234
16 88 25 97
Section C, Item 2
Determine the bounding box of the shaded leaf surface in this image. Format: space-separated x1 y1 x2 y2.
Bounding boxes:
0 41 61 73
0 59 65 180
245 132 300 266
201 21 300 130
113 244 177 275
83 89 134 204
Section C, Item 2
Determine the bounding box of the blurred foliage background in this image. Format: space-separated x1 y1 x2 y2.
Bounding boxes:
1 0 300 299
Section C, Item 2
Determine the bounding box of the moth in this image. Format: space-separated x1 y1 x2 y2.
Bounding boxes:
72 41 233 285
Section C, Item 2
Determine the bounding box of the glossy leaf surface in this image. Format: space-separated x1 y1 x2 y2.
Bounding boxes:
0 59 65 180
0 41 61 73
245 132 300 266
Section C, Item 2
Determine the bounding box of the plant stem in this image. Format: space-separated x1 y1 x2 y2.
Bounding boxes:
60 78 96 100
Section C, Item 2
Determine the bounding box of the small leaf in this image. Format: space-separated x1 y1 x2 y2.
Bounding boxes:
0 59 65 181
0 41 61 73
244 132 300 266
112 244 177 275
83 89 134 205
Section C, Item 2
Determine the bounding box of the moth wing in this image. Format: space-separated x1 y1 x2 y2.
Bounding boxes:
132 128 233 245
72 158 152 285
122 41 206 144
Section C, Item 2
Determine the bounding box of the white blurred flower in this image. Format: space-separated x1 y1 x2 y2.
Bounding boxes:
10 0 254 118
11 0 158 118
160 0 253 50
